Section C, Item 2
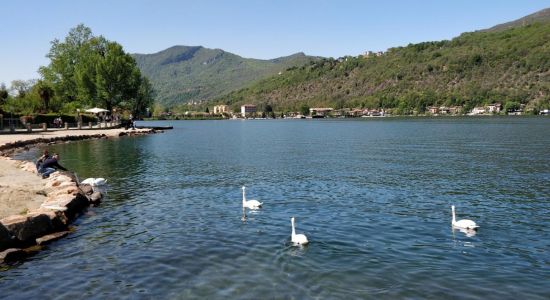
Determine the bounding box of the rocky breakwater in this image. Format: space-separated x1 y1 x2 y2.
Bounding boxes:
0 161 102 264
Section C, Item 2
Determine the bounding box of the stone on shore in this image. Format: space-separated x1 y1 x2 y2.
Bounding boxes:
0 223 13 250
29 210 68 231
0 248 27 263
1 214 53 244
36 231 70 245
61 193 90 222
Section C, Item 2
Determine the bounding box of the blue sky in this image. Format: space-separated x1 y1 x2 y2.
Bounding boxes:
0 0 548 85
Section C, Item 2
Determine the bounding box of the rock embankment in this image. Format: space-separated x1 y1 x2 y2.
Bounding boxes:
0 129 162 263
0 128 162 264
0 167 101 263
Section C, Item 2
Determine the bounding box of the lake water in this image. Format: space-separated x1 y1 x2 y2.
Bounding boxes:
2 117 550 299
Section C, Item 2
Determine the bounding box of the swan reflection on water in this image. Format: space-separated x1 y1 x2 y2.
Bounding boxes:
241 207 246 222
452 226 477 237
286 241 309 257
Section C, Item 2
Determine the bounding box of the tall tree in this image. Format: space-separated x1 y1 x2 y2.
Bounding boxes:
0 83 8 105
95 41 141 111
40 24 154 116
40 24 94 102
35 80 55 112
133 76 154 118
74 36 108 105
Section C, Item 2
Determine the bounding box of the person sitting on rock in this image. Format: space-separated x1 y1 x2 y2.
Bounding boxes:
35 150 50 172
39 153 68 179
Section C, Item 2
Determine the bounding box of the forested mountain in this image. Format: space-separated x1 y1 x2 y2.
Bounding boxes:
214 9 550 114
132 46 318 107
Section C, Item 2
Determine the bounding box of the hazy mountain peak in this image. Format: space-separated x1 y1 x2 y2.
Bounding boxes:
484 7 550 32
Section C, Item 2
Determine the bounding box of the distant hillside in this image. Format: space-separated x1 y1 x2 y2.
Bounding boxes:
484 7 550 32
132 46 318 107
215 9 550 114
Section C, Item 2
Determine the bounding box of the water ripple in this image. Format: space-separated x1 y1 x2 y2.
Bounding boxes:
4 118 550 299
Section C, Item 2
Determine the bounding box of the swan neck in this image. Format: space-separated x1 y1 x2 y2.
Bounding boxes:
452 207 456 223
291 219 296 236
242 189 246 205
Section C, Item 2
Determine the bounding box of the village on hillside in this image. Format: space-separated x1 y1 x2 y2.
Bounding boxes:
157 102 549 120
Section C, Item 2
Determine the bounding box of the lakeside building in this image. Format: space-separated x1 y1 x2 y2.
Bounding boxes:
487 103 502 113
468 103 503 115
439 106 450 115
309 108 334 117
332 108 349 117
213 105 230 114
448 106 463 114
427 106 463 115
428 106 439 114
370 109 383 116
469 107 486 115
241 104 257 117
348 109 364 117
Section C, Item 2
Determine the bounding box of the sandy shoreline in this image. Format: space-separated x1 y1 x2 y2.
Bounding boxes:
0 128 151 219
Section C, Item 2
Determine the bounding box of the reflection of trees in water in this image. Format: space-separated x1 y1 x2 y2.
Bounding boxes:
44 138 149 200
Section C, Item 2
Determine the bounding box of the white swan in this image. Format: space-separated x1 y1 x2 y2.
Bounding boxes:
242 186 262 209
81 177 108 187
291 217 309 245
451 205 479 230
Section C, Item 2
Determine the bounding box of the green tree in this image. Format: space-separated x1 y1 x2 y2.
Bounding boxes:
133 76 154 118
39 24 152 116
152 102 167 118
40 24 94 102
0 83 8 105
504 101 521 113
74 36 109 105
35 80 55 112
10 79 34 98
299 104 310 116
95 41 141 111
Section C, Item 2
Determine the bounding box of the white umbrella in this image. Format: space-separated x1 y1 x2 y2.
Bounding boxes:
85 107 109 114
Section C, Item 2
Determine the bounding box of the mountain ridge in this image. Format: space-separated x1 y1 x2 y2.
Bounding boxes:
131 46 318 107
212 8 550 113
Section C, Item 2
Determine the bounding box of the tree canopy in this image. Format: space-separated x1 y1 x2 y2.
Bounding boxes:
38 24 153 117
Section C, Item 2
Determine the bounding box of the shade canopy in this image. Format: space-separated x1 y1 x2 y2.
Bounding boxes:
85 107 109 114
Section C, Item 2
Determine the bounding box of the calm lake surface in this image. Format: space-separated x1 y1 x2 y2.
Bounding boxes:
2 117 550 299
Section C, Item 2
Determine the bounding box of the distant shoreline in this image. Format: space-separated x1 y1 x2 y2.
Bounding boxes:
146 114 549 121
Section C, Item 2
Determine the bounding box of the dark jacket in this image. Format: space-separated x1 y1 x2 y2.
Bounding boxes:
41 157 67 171
36 154 51 169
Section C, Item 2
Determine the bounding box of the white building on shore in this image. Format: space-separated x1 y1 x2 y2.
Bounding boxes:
213 105 230 114
309 108 333 117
